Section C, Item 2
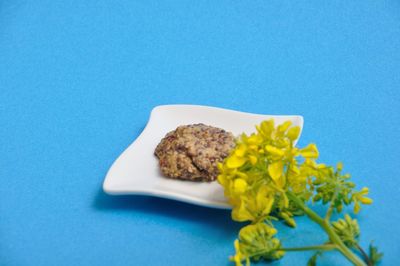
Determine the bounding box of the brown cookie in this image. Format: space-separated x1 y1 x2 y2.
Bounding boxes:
154 124 235 181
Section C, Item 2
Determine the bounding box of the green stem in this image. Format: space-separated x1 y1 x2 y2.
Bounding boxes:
325 187 338 221
287 191 366 266
282 244 336 252
356 243 373 266
249 244 336 260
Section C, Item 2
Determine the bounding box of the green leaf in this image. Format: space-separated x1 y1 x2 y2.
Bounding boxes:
307 251 322 266
369 243 383 265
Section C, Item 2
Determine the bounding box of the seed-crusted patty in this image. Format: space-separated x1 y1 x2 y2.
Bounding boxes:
154 124 235 181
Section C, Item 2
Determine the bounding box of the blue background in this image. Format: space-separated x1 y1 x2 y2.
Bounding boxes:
1 1 399 265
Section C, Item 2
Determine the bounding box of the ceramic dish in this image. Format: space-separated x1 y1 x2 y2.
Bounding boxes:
103 105 303 209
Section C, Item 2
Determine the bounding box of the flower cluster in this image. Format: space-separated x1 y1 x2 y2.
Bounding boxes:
217 119 375 266
231 223 284 266
311 163 372 214
217 119 322 225
332 214 360 248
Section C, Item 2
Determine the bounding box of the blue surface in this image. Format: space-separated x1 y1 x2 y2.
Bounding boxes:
1 1 399 265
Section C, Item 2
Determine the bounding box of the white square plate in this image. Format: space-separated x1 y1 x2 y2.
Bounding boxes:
103 105 303 209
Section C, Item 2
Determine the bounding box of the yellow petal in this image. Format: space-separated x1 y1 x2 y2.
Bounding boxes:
248 155 258 165
258 120 274 138
247 134 263 145
266 226 277 236
354 202 361 214
217 174 228 186
256 190 274 216
268 161 284 181
231 240 244 266
359 187 369 195
217 162 224 171
235 144 247 157
336 162 343 171
248 145 258 151
287 126 300 141
291 147 300 156
274 138 290 148
300 143 319 159
226 155 247 168
289 164 300 175
275 174 286 189
236 171 248 180
232 201 253 222
360 197 373 205
265 145 285 157
233 179 248 194
277 121 292 133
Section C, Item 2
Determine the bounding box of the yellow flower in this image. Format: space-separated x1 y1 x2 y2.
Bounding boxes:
230 240 247 266
226 144 249 169
227 155 247 168
217 119 375 266
232 199 254 222
246 134 263 145
287 126 301 141
358 187 373 205
255 186 275 216
268 161 284 181
235 144 247 157
359 197 373 205
300 143 319 159
359 187 369 195
274 138 290 148
277 120 292 133
336 162 343 172
217 173 228 187
265 145 285 158
256 120 274 138
248 155 258 165
352 187 373 213
233 179 248 194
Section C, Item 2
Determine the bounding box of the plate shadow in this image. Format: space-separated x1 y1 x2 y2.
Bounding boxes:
93 189 243 235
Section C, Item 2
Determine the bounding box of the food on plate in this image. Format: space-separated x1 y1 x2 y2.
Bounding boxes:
154 124 235 181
